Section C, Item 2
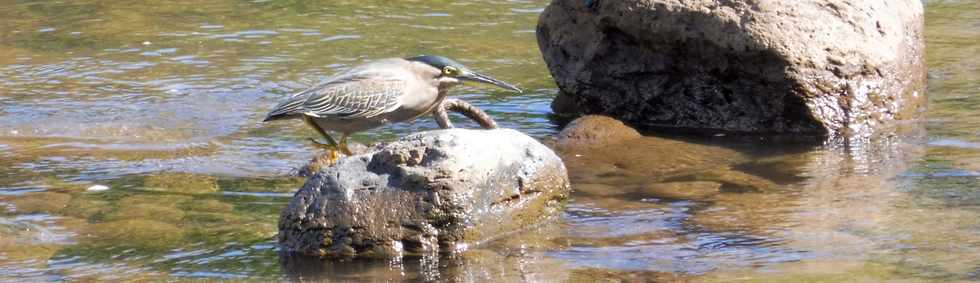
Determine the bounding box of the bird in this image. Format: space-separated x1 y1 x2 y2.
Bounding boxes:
263 55 522 161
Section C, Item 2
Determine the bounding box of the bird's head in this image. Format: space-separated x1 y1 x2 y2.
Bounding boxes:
406 55 522 93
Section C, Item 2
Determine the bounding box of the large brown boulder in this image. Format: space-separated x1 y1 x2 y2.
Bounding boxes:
537 0 926 135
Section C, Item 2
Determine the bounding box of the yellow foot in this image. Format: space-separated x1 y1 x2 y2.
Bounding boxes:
307 138 341 168
305 149 340 173
324 148 339 164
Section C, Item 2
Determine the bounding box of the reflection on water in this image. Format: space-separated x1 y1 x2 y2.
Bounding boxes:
1 0 979 281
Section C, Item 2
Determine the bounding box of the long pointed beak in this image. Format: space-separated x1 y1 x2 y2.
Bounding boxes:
459 71 523 93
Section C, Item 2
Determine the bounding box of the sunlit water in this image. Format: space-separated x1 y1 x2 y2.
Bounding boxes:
0 0 978 281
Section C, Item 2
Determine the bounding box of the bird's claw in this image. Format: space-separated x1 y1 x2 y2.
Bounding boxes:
304 149 340 173
324 149 339 164
309 138 341 165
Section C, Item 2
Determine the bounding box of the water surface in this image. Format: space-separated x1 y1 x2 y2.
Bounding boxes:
1 0 978 281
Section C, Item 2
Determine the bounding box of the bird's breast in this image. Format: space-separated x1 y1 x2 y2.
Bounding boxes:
390 78 443 122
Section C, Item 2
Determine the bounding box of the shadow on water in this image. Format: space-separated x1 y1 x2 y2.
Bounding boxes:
281 253 450 282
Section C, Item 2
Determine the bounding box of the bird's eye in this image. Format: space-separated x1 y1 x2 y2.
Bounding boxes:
442 66 459 76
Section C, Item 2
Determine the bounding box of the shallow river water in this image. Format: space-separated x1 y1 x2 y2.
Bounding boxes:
1 0 978 282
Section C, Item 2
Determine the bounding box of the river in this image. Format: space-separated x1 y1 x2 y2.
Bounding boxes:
1 0 977 281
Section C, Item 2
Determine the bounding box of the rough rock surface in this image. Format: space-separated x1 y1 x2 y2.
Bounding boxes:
538 0 926 135
278 128 570 259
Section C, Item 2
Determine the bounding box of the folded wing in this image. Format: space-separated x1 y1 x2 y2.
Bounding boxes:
263 73 405 122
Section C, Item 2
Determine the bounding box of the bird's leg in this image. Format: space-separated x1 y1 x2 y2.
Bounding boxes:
309 138 339 151
302 116 341 164
338 134 353 155
303 117 340 149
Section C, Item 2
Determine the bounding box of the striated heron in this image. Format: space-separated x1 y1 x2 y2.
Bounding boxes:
263 55 522 160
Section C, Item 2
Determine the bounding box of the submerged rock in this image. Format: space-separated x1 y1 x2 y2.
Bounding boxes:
556 116 777 199
556 115 641 148
278 128 570 259
538 0 926 135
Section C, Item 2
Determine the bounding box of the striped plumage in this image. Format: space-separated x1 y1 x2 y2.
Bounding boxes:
264 78 405 121
264 60 415 123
